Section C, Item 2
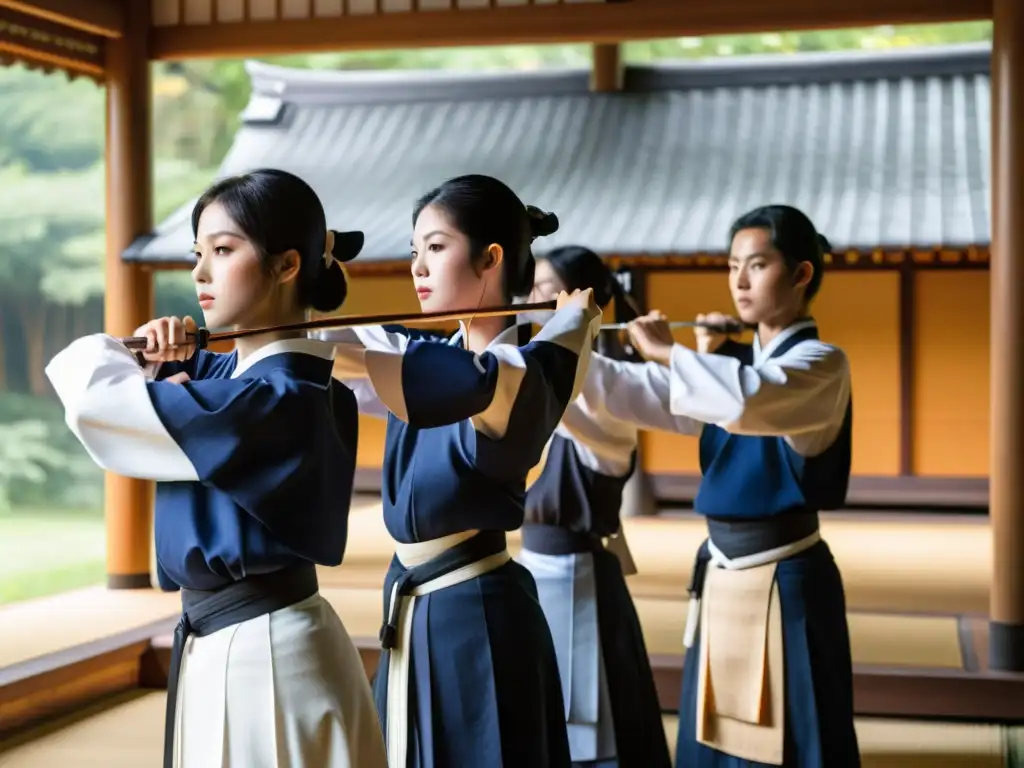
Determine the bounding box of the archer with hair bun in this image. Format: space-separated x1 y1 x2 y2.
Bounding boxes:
320 173 601 767
45 167 388 768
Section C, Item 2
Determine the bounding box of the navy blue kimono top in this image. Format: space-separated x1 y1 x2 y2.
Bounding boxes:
323 303 601 543
577 319 852 520
45 336 358 591
522 353 646 538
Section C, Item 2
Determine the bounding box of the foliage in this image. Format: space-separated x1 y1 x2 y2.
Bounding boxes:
0 66 104 172
0 159 217 307
623 22 992 60
0 392 104 512
0 421 66 512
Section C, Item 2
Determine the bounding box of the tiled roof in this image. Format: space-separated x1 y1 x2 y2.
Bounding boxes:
126 42 992 265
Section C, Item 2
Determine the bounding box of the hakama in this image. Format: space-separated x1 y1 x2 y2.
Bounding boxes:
324 304 600 768
45 335 388 768
517 358 677 768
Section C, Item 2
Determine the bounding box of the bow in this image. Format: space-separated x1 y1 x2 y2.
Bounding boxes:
117 302 748 351
118 300 560 351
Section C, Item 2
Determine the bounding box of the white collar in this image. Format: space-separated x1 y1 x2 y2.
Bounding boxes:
231 338 336 379
450 321 523 350
752 319 817 366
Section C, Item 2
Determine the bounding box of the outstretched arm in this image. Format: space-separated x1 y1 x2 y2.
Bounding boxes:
579 353 703 437
45 334 329 490
665 341 849 437
319 303 602 438
318 325 427 420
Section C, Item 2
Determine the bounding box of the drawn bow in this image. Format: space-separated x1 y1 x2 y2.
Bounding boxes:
117 300 745 351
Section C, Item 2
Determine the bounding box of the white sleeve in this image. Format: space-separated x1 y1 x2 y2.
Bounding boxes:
44 334 200 481
317 326 410 418
581 353 703 437
667 340 851 456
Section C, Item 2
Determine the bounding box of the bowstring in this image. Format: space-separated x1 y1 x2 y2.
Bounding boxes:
462 278 489 351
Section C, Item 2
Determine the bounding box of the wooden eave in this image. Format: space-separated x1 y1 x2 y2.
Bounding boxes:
0 0 123 38
149 0 992 61
0 3 111 81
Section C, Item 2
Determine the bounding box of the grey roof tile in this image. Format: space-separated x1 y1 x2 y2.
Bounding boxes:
127 42 992 265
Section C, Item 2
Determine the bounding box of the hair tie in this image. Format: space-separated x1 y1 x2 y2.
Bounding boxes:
323 230 337 270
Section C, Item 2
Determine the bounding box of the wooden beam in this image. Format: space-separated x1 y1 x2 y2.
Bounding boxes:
0 5 105 78
149 0 992 61
104 0 154 590
0 0 122 37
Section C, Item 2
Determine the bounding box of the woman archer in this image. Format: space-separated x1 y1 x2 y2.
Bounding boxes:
45 169 388 768
319 174 602 768
518 244 672 768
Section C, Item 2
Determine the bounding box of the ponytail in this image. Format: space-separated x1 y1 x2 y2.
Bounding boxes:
598 267 644 361
607 268 640 325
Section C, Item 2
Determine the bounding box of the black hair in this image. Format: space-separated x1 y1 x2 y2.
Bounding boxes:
540 245 640 359
727 204 830 302
413 174 558 301
191 168 363 313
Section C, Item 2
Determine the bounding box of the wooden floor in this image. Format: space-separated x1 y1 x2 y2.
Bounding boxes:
0 499 989 671
0 690 1013 767
0 496 1010 762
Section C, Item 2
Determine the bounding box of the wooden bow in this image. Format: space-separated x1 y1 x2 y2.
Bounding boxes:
118 300 558 351
117 300 749 351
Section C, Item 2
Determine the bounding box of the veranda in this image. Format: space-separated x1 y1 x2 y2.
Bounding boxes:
0 0 1021 763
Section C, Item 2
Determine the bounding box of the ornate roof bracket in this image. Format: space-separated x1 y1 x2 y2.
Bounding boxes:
0 5 105 80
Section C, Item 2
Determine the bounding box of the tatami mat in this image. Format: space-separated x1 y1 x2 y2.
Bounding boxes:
0 693 1009 766
0 496 985 671
324 500 992 615
318 586 964 669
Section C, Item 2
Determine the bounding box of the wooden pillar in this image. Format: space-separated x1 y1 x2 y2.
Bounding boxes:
990 0 1024 671
590 43 623 93
103 0 154 589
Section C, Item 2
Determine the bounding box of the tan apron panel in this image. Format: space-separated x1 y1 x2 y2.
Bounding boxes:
695 562 785 765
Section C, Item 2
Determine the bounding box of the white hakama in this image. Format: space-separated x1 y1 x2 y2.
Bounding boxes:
518 549 617 763
173 594 386 768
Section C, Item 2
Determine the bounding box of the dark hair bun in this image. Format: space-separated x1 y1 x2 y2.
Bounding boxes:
331 230 364 263
526 205 559 239
309 229 361 313
816 233 832 254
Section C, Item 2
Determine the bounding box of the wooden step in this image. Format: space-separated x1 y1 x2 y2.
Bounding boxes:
0 501 1004 740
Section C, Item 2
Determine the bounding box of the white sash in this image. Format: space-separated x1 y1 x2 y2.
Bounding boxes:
384 531 511 768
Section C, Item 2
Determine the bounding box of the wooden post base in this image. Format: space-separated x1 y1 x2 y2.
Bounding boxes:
107 574 154 590
989 621 1024 672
